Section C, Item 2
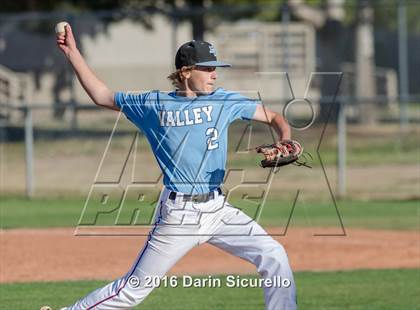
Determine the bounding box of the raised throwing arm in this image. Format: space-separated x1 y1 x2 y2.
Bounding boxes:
56 23 119 111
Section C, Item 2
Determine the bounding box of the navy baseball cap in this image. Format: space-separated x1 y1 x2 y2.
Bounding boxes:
175 40 231 69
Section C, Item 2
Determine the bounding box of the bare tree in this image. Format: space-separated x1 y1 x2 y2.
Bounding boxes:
288 0 346 123
289 0 378 124
355 0 377 124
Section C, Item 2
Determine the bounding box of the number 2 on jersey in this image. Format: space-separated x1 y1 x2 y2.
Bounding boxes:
206 127 219 150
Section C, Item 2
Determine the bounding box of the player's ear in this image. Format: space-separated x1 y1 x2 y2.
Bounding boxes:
180 66 192 80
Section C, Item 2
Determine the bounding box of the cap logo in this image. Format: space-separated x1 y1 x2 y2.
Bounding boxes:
209 45 217 56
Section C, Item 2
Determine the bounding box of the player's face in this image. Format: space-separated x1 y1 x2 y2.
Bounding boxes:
188 66 217 95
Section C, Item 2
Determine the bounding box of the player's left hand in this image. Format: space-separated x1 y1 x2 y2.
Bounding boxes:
255 139 304 168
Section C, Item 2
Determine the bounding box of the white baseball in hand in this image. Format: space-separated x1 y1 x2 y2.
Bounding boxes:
55 22 68 34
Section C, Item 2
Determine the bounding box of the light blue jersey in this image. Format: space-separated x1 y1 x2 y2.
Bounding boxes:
115 88 259 194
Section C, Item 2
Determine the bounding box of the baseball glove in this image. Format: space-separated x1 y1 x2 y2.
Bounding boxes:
256 139 304 168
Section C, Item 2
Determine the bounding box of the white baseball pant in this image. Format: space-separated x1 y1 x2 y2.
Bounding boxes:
66 187 297 309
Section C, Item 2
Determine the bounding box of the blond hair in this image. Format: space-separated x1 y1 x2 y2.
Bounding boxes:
167 66 195 88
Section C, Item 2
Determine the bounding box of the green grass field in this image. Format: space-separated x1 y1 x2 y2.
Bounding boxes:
0 269 418 309
0 197 418 230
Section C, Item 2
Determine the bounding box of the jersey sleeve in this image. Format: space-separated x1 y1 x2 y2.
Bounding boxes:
224 91 260 123
114 91 152 125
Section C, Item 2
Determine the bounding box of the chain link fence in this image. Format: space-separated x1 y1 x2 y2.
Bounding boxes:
0 2 419 199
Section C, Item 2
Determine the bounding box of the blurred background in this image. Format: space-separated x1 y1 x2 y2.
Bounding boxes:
0 0 418 201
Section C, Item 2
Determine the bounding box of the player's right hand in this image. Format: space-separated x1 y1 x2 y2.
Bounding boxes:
56 23 77 57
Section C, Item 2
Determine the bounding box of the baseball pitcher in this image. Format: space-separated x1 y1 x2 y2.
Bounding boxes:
46 23 299 310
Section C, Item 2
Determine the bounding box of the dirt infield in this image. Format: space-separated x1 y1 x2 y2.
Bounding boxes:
1 227 418 283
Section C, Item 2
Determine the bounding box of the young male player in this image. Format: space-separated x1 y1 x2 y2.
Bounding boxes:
49 23 297 310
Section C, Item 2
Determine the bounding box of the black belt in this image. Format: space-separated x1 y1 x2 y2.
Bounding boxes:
169 188 222 203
